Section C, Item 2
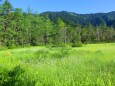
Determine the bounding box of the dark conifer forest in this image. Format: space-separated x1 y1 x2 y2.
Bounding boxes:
0 0 115 49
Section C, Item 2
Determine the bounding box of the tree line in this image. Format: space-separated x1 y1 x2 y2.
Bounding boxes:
0 0 115 49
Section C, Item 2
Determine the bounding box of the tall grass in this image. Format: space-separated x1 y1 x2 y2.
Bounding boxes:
0 43 115 86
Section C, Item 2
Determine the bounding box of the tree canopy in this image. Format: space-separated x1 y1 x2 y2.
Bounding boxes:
0 0 115 49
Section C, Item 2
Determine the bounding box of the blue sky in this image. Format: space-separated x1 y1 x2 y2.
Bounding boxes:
9 0 115 14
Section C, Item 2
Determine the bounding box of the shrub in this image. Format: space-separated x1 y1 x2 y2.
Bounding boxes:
50 47 71 59
72 42 82 47
0 65 26 86
34 49 50 59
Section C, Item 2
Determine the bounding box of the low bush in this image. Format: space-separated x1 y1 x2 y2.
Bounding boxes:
72 42 82 47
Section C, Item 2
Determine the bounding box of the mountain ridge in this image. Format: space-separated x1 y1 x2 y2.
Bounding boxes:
40 11 115 27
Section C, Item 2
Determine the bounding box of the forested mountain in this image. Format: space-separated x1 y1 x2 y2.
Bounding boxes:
0 0 115 49
41 11 115 27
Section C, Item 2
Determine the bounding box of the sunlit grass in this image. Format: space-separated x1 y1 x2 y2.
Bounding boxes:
0 43 115 86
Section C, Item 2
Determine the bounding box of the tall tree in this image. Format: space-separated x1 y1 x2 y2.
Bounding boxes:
53 17 66 45
2 0 13 47
72 25 82 47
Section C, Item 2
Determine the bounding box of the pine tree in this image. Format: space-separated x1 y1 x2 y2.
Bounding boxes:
2 0 13 48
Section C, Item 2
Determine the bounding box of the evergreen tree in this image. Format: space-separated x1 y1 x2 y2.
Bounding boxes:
72 26 82 47
2 0 13 47
0 0 114 48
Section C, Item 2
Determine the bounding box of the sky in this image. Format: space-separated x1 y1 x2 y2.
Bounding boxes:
8 0 115 14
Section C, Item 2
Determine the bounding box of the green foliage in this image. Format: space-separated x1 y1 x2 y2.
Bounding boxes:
72 42 82 47
0 65 37 86
0 44 115 85
0 65 25 86
0 1 115 48
0 1 115 85
41 11 115 28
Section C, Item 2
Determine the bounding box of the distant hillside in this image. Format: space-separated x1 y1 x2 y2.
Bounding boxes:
40 11 115 27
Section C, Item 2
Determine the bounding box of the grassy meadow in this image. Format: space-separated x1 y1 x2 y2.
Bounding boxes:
0 43 115 86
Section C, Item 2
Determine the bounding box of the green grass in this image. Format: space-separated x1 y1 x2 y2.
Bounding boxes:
0 43 115 86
